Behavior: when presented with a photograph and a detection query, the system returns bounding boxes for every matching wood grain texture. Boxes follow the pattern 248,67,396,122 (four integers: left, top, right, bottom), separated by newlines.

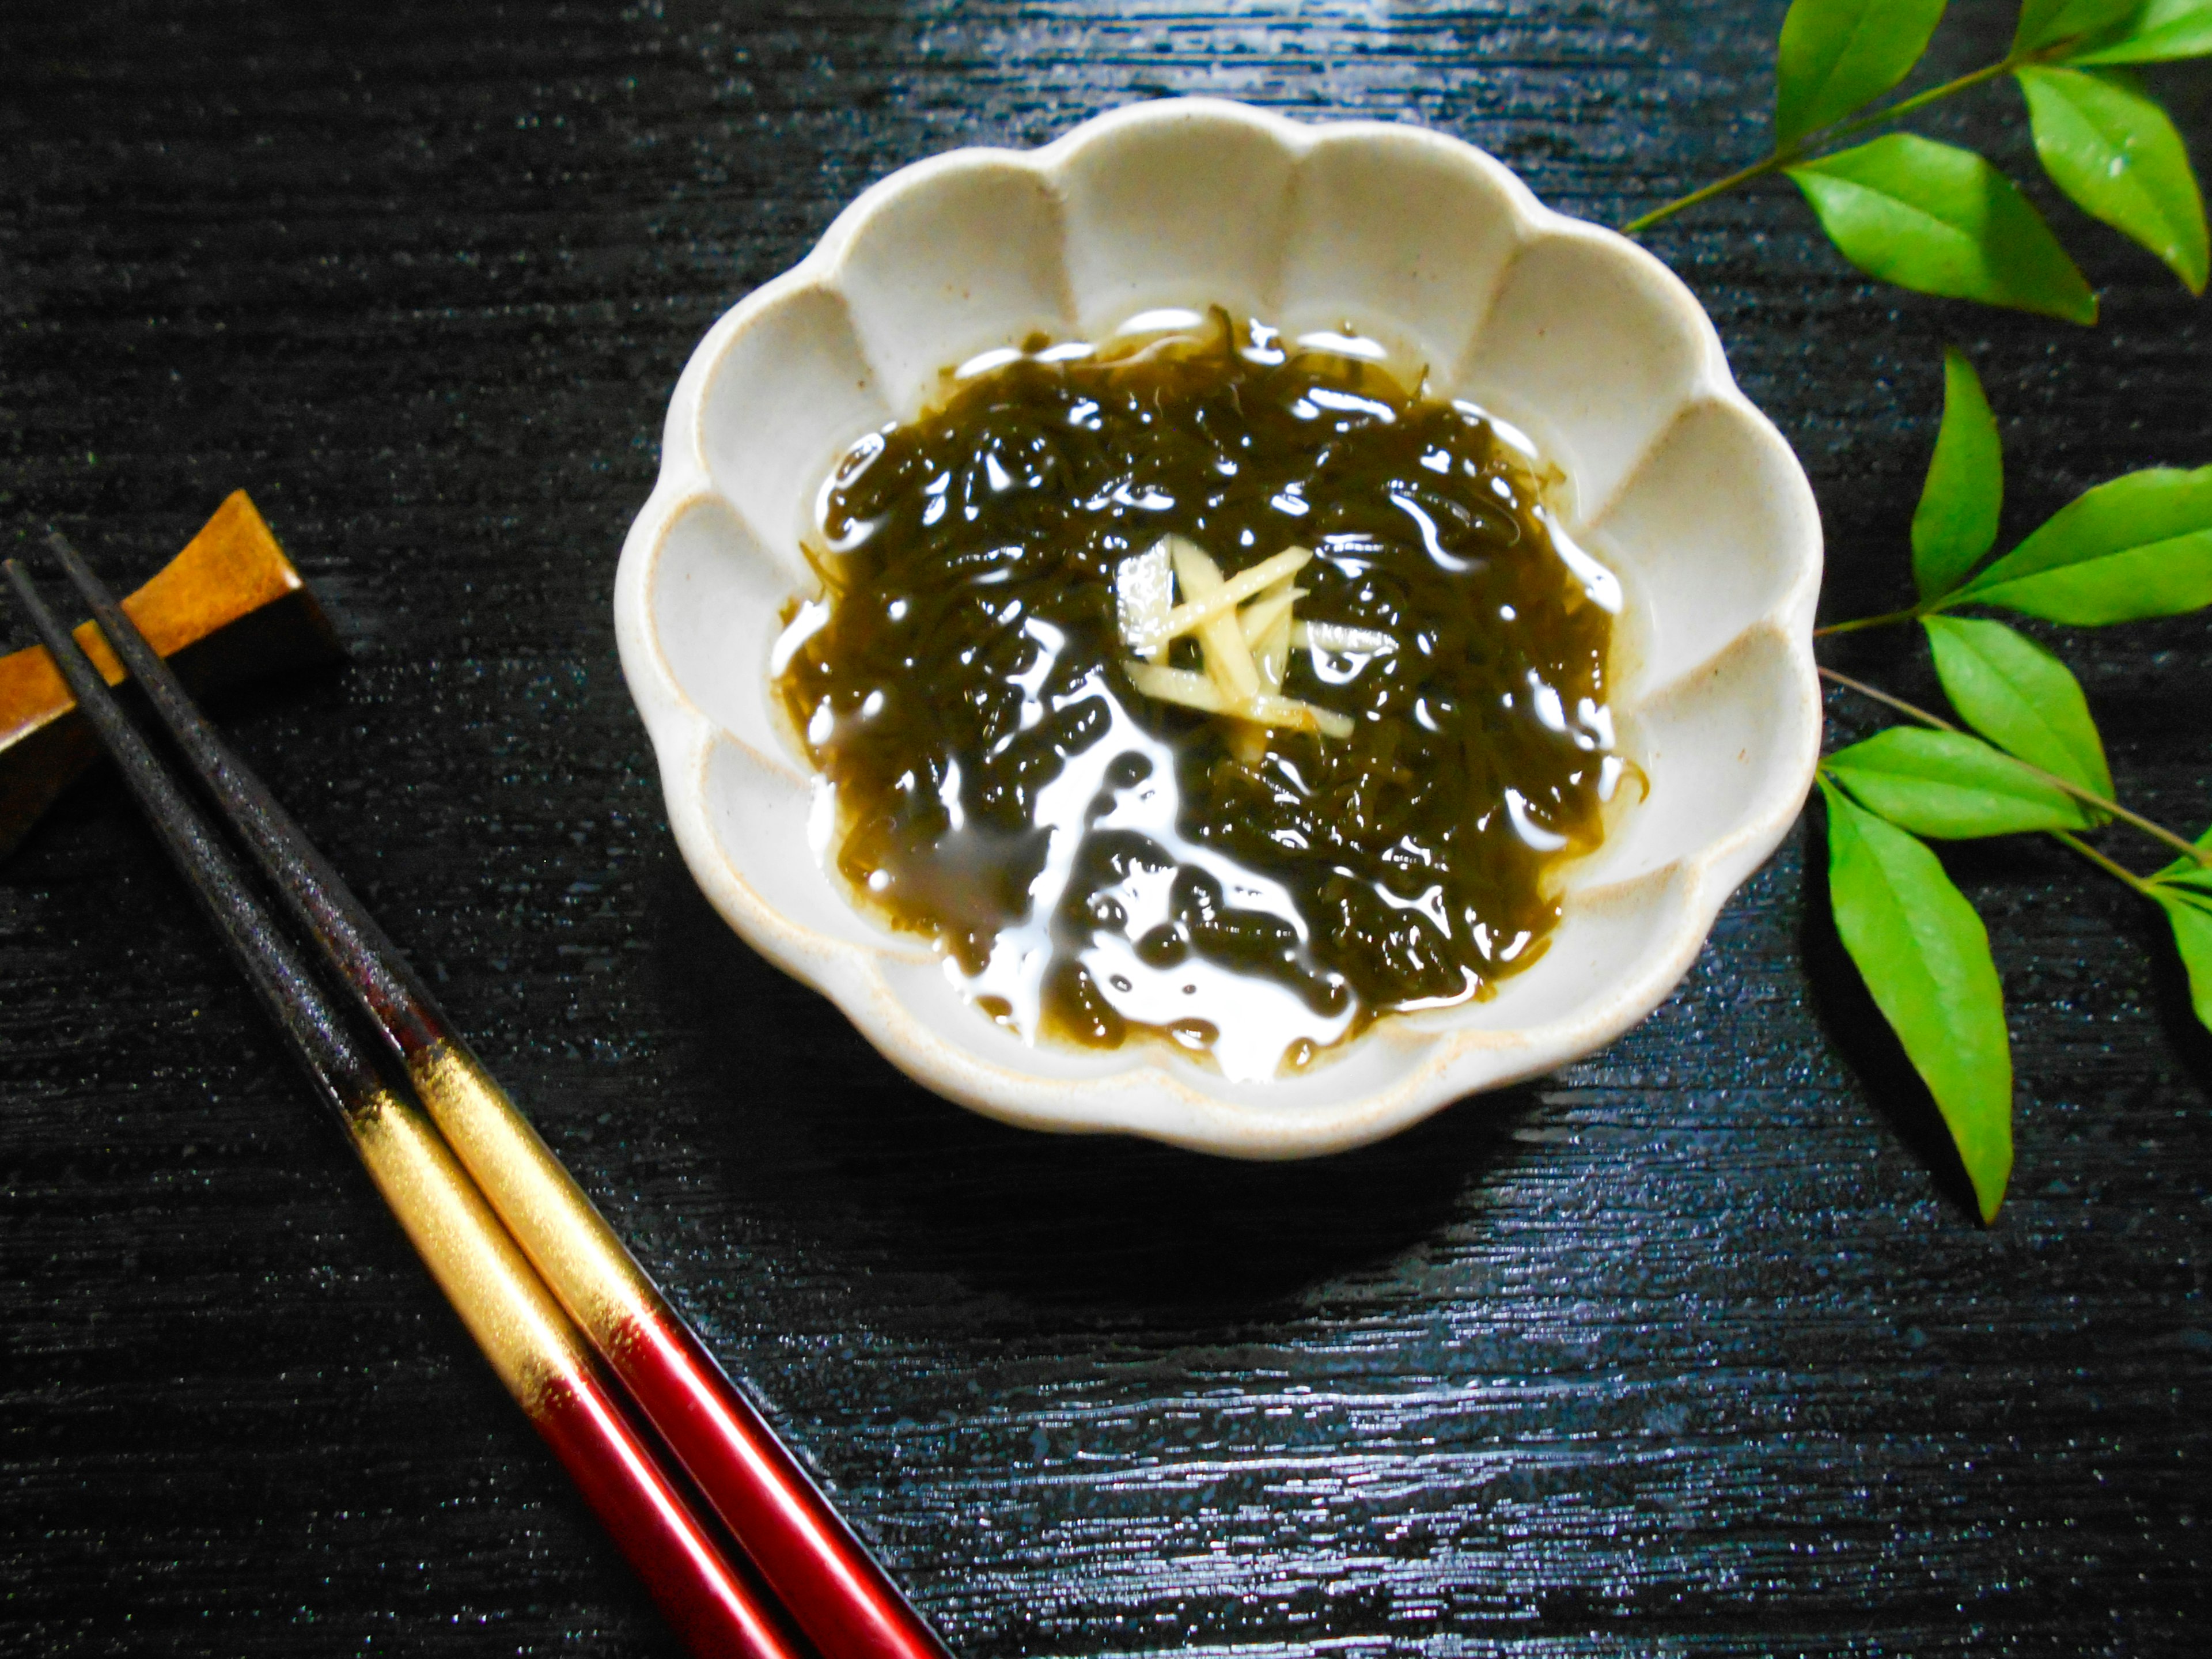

1,2,2205,1654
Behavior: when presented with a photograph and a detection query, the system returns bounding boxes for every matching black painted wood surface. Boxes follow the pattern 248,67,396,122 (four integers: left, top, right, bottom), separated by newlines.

3,3,2207,1653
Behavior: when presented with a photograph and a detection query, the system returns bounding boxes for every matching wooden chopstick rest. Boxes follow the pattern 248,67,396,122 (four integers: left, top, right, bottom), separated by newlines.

0,491,340,859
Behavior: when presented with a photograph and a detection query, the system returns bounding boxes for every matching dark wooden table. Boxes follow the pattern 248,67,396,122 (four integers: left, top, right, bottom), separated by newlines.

4,2,2207,1653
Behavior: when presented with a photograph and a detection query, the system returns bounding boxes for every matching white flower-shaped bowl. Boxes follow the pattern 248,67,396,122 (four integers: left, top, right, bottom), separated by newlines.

615,97,1822,1158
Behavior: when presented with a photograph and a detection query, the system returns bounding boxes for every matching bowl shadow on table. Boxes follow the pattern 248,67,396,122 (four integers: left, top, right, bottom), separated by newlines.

1797,806,1987,1224
650,866,1546,1317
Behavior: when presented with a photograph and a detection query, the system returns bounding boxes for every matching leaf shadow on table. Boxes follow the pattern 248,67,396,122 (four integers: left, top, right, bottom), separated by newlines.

649,866,1543,1321
2134,895,2212,1093
1797,805,1985,1222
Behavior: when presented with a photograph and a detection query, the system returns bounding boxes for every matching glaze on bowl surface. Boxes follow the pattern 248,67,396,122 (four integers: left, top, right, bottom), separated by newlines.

614,97,1823,1157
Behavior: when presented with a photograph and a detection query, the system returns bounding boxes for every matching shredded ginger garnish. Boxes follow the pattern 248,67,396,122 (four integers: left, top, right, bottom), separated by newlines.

1115,536,1358,739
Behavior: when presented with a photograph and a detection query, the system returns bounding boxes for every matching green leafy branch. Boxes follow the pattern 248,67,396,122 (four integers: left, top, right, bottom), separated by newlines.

1814,347,2212,1219
1626,0,2212,319
1630,2,2212,1219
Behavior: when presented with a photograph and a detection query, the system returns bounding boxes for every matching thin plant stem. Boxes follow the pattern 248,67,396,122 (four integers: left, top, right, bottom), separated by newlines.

1818,666,2210,867
1818,664,1964,729
2051,828,2157,895
1814,605,1922,639
1622,50,2053,235
1621,152,1793,236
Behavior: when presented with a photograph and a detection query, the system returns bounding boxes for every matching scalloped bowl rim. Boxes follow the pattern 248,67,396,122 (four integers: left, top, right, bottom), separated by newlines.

615,97,1823,1158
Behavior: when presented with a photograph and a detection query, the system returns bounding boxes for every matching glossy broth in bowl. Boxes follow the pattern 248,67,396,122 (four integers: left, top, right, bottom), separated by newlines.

772,311,1631,1081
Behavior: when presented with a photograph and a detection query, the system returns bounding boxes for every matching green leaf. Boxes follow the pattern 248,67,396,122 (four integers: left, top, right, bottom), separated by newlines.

1787,136,2099,323
2152,888,2212,1030
1825,727,2094,837
2018,65,2209,292
1821,779,2014,1221
1775,0,1949,146
1959,464,2212,621
2017,0,2146,53
2067,0,2212,63
1923,615,2113,796
1912,349,2005,598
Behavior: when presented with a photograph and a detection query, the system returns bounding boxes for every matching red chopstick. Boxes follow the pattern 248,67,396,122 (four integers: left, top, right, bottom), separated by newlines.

42,531,954,1659
2,554,802,1659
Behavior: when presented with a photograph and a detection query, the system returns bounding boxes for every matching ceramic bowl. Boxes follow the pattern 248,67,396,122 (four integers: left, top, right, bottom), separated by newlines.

614,97,1822,1157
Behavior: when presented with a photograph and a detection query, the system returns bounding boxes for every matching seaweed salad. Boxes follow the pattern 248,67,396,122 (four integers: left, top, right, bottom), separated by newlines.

773,312,1628,1080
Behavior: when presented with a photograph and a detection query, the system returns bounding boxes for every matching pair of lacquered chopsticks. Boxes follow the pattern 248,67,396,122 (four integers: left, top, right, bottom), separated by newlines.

3,536,953,1659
